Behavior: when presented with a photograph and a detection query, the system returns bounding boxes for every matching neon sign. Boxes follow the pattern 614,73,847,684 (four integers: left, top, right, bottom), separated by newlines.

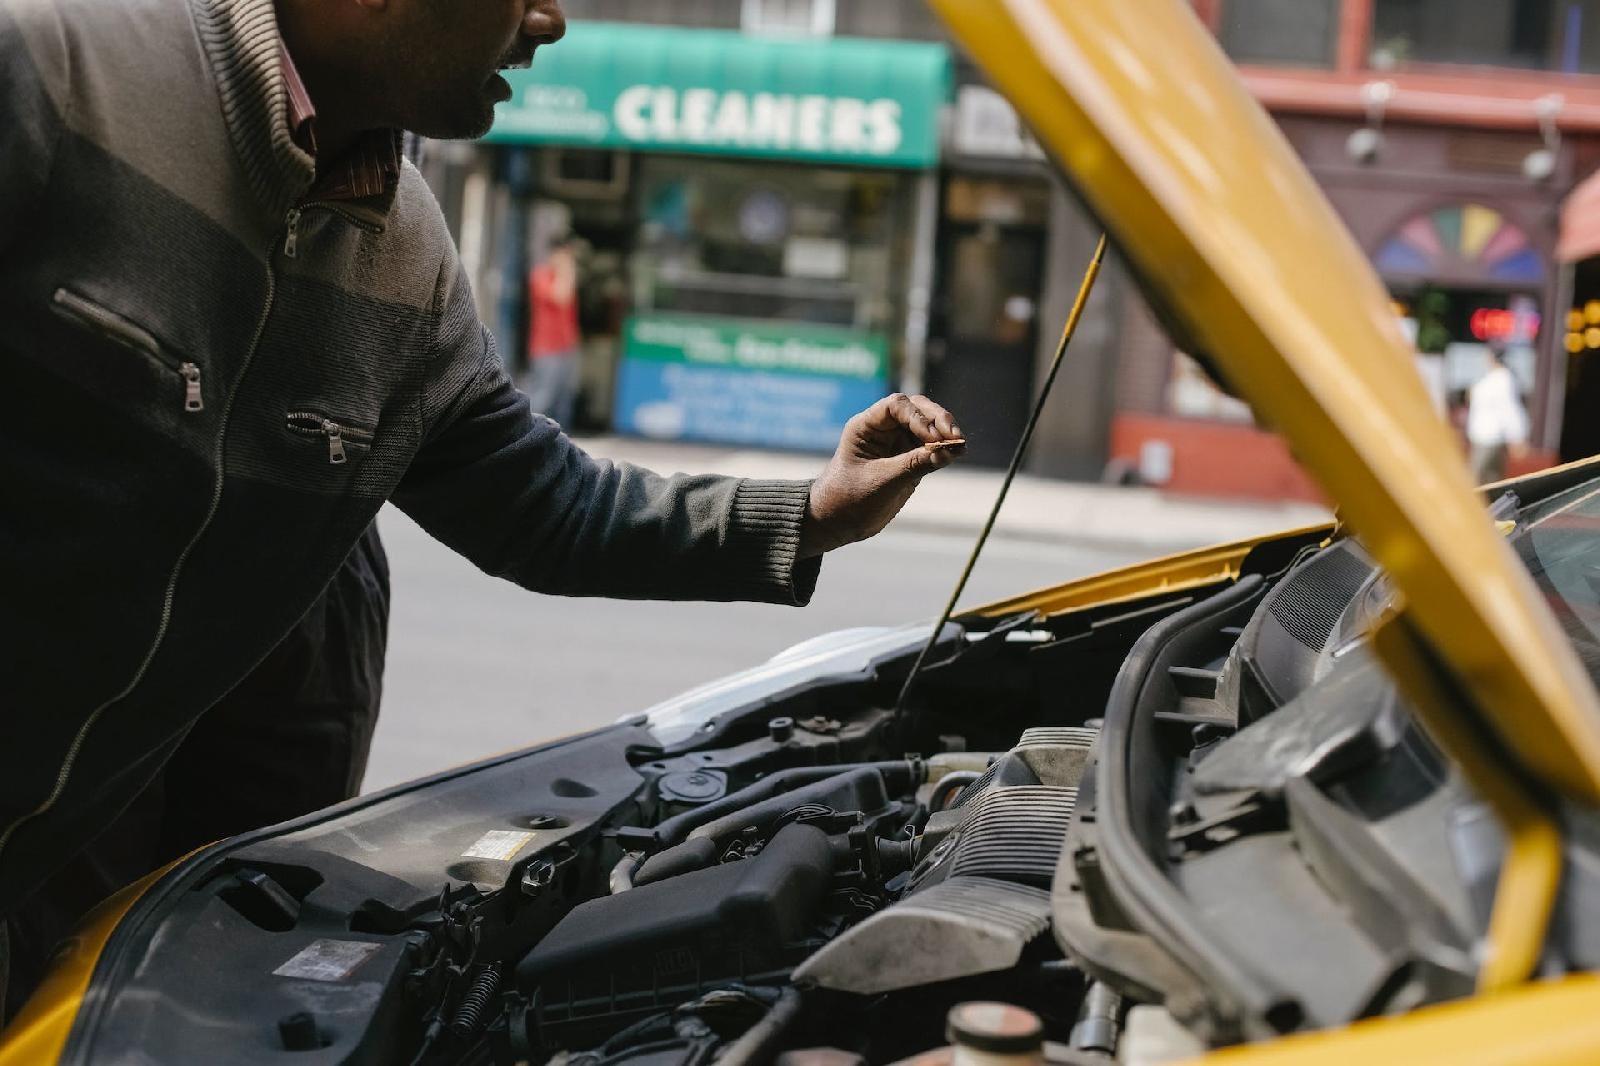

1470,307,1541,343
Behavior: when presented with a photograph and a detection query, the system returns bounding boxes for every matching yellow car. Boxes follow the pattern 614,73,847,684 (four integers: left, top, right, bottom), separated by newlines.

8,1,1600,1063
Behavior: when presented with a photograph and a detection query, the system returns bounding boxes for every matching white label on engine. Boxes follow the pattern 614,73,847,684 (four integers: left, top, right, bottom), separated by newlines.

273,939,382,982
462,829,535,861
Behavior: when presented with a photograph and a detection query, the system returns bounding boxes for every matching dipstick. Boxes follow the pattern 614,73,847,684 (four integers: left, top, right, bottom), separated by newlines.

895,235,1108,713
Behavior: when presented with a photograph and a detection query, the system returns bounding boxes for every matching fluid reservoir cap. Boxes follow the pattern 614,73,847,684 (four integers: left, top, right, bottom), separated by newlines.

658,769,728,804
946,1002,1043,1055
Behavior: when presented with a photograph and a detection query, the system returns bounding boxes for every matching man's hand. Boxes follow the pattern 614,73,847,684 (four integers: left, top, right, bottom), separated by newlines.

799,393,965,558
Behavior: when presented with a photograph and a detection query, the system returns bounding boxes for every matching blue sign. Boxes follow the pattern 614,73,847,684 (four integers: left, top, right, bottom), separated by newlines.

613,314,891,451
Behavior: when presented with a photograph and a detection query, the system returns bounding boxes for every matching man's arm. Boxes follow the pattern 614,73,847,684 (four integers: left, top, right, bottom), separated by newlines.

0,0,67,256
393,267,819,604
393,263,961,605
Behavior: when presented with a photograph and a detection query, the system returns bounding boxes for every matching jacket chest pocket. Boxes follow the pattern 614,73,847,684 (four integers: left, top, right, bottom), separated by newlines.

50,287,205,415
285,409,377,465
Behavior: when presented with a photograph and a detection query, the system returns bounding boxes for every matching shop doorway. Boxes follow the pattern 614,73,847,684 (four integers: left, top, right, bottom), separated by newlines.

1375,202,1549,453
530,149,636,430
1390,285,1541,430
927,177,1049,467
1560,257,1600,462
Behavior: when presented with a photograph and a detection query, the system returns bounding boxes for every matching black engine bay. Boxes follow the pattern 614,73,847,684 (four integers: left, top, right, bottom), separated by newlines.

55,478,1600,1065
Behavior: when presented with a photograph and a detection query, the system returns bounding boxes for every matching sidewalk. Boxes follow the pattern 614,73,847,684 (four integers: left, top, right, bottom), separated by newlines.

573,435,1333,555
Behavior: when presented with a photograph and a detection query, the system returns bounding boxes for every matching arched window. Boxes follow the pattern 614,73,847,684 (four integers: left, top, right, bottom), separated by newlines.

1375,203,1545,285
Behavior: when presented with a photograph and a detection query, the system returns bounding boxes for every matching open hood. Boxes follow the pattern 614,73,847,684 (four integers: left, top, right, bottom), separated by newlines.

928,0,1600,810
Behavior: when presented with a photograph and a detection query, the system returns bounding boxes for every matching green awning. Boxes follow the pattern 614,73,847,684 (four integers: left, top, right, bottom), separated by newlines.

484,22,952,168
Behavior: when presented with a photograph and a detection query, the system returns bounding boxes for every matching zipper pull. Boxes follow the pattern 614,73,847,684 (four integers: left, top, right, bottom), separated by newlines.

322,419,347,464
284,207,302,258
180,363,203,413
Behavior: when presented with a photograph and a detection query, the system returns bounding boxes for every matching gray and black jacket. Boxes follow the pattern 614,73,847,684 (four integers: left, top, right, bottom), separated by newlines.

0,0,818,914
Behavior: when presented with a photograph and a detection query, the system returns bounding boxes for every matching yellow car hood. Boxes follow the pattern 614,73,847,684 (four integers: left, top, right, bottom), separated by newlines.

929,0,1600,806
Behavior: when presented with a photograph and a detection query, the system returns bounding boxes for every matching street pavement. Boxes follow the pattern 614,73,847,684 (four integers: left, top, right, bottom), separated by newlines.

362,437,1331,790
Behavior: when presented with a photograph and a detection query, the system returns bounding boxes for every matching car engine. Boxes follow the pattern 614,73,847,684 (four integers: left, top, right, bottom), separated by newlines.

54,499,1600,1066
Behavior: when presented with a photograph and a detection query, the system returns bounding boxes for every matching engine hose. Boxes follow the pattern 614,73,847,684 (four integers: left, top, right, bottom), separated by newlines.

929,770,983,812
653,760,923,848
716,987,802,1066
448,967,501,1038
609,851,646,894
633,837,721,889
687,768,903,847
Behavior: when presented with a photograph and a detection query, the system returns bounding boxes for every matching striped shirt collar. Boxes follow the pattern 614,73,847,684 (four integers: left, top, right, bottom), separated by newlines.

280,42,401,202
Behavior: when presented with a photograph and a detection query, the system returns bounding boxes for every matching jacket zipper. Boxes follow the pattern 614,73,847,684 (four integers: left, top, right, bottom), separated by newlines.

51,287,204,413
286,410,376,465
283,202,384,259
0,254,283,867
283,207,301,258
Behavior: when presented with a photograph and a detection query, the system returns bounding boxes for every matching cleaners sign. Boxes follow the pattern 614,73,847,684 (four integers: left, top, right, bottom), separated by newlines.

486,22,950,168
614,314,891,451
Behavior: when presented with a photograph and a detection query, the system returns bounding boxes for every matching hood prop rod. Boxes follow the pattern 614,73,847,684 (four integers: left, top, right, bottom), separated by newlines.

895,234,1108,715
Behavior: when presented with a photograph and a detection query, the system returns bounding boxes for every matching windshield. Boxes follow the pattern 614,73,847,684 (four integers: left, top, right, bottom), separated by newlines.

1515,479,1600,687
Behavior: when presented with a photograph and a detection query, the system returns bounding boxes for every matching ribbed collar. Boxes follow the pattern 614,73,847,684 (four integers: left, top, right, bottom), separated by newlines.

280,43,403,203
187,0,317,223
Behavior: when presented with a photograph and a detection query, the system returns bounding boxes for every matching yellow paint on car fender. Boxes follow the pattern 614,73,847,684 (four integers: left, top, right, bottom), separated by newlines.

0,860,184,1065
1176,973,1600,1065
969,525,1332,620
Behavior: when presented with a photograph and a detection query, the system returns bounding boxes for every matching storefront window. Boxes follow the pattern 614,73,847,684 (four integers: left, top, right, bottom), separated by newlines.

835,2,947,41
557,1,740,31
740,0,834,36
1371,0,1600,73
1218,0,1338,67
632,157,908,335
473,18,949,445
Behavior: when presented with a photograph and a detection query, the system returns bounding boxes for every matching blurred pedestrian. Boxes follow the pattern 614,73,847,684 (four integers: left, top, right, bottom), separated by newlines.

1467,346,1530,484
524,235,582,427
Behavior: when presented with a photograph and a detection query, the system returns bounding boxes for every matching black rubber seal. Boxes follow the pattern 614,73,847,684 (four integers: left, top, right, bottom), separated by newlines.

1094,574,1308,1037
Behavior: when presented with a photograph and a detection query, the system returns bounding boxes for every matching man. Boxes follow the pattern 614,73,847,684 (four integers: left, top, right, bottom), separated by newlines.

0,0,963,1010
524,235,583,427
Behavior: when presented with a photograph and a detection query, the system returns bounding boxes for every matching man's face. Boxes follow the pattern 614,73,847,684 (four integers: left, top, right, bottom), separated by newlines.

379,0,565,139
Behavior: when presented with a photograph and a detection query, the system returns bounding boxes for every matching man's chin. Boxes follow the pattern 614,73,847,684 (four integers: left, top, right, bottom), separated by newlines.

410,99,498,141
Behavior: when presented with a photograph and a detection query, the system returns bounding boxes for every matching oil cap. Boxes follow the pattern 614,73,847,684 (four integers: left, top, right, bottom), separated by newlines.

946,1002,1043,1060
657,769,727,804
